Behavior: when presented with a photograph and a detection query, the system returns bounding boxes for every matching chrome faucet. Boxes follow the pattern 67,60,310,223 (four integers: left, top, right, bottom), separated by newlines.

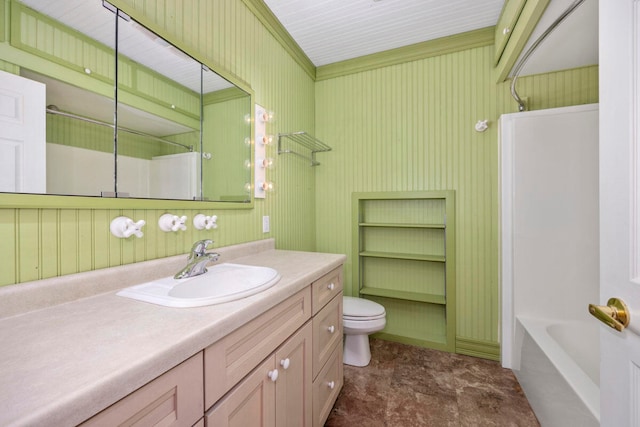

174,239,220,279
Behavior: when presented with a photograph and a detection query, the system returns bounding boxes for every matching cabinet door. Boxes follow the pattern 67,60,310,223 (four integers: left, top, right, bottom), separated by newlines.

81,353,203,427
275,322,313,427
204,288,311,408
205,356,277,427
494,0,527,64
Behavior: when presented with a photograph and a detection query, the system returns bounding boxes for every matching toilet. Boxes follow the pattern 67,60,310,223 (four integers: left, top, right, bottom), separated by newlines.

342,296,387,367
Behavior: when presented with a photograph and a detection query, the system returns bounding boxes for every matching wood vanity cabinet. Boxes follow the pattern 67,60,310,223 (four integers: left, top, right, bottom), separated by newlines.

81,266,344,427
205,266,344,427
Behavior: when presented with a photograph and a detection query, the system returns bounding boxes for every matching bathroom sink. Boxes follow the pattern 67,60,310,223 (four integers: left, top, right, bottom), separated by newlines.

116,263,281,308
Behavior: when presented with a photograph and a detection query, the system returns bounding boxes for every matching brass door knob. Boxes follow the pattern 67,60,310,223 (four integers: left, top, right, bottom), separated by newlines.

588,297,630,332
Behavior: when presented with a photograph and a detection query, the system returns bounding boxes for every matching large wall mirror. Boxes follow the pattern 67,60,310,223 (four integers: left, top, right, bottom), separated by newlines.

0,0,252,207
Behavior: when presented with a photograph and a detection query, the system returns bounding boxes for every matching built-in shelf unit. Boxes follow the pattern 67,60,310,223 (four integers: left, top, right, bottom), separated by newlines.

277,132,331,166
352,191,456,352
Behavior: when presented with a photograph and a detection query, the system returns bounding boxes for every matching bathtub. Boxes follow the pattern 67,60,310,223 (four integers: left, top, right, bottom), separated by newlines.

513,316,599,427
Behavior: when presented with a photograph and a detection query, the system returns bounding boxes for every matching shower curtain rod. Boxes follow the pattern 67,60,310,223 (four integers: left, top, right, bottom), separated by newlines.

46,107,194,152
510,0,587,112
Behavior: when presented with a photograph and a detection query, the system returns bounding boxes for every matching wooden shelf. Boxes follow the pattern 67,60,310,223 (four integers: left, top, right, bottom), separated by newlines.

352,190,456,353
359,222,445,229
359,251,445,263
360,287,446,305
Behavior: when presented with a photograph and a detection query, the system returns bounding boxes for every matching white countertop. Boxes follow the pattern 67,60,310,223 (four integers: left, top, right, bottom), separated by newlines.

0,240,345,427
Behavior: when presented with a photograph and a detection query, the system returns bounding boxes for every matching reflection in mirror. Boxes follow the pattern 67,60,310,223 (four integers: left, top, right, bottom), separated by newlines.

1,0,252,203
1,0,116,196
115,10,252,201
202,71,253,202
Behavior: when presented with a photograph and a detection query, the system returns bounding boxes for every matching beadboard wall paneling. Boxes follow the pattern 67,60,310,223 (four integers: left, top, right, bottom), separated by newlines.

0,0,316,286
314,49,598,344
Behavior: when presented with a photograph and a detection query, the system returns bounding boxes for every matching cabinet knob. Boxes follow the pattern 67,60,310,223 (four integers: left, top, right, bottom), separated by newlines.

327,381,335,390
268,369,279,382
502,27,511,35
328,283,335,291
280,358,290,370
327,325,335,334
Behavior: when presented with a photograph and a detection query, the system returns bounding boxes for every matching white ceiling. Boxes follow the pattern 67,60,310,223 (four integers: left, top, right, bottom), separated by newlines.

20,0,599,89
264,0,598,74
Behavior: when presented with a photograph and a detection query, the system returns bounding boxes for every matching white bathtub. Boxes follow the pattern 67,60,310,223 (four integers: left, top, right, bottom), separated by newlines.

513,316,599,427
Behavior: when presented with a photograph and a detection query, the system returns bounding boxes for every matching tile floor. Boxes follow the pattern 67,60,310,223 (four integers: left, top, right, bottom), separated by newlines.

325,338,540,427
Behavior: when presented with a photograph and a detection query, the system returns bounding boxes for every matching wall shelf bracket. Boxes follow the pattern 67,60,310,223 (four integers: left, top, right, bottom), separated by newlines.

277,132,332,166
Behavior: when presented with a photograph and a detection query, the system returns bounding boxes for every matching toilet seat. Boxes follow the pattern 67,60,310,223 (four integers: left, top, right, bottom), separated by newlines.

343,296,386,321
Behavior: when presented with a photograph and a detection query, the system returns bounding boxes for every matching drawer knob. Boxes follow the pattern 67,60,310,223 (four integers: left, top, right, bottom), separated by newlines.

327,325,335,334
268,369,279,382
503,27,511,35
327,381,335,389
328,283,335,291
280,358,290,370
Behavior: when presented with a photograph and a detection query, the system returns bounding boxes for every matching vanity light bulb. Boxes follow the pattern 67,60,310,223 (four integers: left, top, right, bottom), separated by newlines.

261,135,274,145
265,111,275,122
260,181,274,192
258,110,273,123
262,158,274,169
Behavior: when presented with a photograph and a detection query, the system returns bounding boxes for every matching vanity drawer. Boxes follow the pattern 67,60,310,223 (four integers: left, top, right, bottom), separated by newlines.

311,266,343,315
204,287,311,409
312,294,342,379
81,352,203,427
312,342,343,427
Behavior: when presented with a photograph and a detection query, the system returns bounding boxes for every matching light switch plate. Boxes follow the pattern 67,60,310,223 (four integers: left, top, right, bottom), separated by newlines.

262,215,270,233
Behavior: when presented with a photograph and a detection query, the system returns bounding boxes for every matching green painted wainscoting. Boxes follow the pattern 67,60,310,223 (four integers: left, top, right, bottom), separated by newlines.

0,0,317,286
315,55,598,359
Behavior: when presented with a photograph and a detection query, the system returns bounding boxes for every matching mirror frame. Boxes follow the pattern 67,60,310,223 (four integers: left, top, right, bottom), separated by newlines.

0,0,254,210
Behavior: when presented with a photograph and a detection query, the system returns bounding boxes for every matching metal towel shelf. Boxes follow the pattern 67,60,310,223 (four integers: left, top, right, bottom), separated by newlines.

277,132,331,166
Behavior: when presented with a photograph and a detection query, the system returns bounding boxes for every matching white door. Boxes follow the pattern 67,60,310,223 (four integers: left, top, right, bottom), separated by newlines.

597,1,640,425
0,70,46,193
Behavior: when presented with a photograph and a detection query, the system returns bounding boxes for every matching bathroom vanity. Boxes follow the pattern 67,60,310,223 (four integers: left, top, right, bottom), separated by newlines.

0,239,345,427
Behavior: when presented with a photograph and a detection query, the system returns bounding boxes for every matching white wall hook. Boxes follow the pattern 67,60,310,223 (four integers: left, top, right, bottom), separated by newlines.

475,119,489,132
158,214,187,232
193,214,218,230
110,216,146,238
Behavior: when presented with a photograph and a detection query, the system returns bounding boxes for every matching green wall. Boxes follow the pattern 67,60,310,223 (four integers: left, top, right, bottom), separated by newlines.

0,0,599,359
314,51,598,356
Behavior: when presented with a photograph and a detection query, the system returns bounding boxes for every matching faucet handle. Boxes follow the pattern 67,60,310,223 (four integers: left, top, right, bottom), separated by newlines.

191,239,213,256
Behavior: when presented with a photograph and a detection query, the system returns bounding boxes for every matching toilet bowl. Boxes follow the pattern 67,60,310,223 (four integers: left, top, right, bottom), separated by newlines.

343,296,386,367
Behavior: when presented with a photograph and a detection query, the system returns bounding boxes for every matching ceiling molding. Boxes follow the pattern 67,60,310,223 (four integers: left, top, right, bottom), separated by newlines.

316,27,495,81
240,0,316,80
